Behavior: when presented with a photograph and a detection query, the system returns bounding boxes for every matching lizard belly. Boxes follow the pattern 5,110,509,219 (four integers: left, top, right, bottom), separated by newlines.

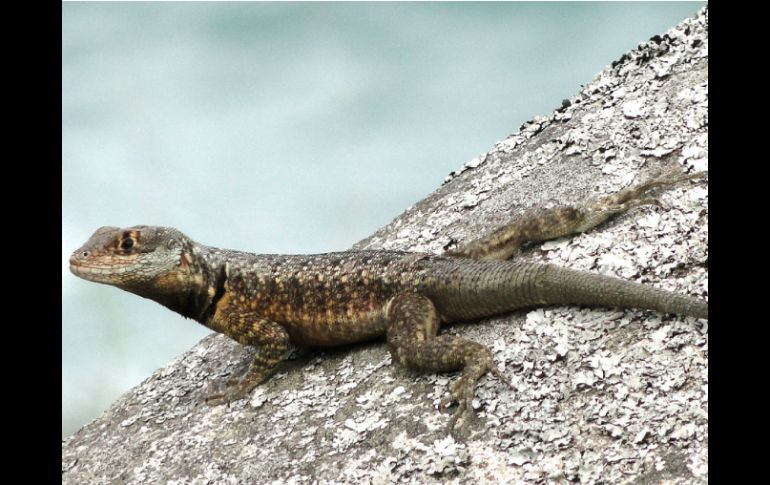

281,311,388,347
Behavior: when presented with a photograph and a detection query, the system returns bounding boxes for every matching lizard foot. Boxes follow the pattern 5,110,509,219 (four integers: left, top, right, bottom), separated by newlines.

203,353,278,406
203,374,262,406
440,356,512,439
592,168,707,209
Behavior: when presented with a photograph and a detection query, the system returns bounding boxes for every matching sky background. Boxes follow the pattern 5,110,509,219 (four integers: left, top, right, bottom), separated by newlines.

62,2,705,437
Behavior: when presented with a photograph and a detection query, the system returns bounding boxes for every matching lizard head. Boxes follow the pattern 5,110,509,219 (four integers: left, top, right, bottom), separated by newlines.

70,225,199,294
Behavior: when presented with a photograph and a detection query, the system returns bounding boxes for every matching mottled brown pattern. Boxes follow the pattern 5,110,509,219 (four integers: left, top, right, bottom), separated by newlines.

70,170,707,437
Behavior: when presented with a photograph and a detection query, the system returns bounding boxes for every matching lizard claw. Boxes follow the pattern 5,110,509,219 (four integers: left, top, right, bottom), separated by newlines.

635,198,664,209
447,400,473,440
203,363,273,406
487,365,514,390
442,384,474,439
203,392,232,407
203,377,250,406
441,362,511,439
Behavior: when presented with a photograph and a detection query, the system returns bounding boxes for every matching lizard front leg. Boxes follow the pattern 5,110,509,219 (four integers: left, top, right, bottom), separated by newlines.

446,169,707,261
386,293,510,439
205,312,289,406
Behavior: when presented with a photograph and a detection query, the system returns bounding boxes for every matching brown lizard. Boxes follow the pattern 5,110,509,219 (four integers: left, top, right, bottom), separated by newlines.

69,169,707,437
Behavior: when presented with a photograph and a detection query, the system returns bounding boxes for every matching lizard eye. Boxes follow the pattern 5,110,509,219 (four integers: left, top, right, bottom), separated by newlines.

120,238,135,251
167,238,180,250
118,230,140,253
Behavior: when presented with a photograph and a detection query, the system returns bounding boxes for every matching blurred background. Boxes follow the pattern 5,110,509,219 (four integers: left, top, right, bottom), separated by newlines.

62,2,705,437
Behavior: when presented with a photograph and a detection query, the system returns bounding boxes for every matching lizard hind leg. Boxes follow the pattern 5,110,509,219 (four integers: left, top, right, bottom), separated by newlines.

385,293,510,439
446,168,707,261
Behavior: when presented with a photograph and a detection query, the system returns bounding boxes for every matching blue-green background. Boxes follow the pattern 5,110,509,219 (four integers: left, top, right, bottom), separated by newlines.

62,2,704,437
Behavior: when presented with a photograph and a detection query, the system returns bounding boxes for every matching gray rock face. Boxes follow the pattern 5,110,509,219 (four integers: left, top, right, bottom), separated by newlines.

63,7,708,484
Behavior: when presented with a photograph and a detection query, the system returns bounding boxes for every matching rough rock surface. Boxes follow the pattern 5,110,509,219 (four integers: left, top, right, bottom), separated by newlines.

62,7,708,484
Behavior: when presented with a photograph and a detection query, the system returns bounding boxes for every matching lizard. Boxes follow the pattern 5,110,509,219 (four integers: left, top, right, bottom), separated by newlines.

69,169,708,437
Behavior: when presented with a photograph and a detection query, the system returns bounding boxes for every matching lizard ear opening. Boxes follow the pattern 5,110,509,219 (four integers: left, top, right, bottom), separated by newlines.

179,253,190,269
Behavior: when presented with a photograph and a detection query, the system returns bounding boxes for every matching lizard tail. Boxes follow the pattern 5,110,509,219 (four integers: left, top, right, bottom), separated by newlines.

537,264,708,319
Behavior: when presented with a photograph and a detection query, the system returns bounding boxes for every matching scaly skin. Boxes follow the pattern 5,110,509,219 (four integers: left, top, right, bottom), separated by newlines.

70,169,707,438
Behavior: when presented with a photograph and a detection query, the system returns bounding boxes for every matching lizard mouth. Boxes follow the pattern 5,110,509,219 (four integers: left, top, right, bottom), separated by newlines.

69,255,112,281
69,262,131,286
69,255,84,272
69,261,102,279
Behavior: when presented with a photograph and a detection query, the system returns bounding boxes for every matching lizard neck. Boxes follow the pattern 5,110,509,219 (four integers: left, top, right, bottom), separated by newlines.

127,243,227,322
